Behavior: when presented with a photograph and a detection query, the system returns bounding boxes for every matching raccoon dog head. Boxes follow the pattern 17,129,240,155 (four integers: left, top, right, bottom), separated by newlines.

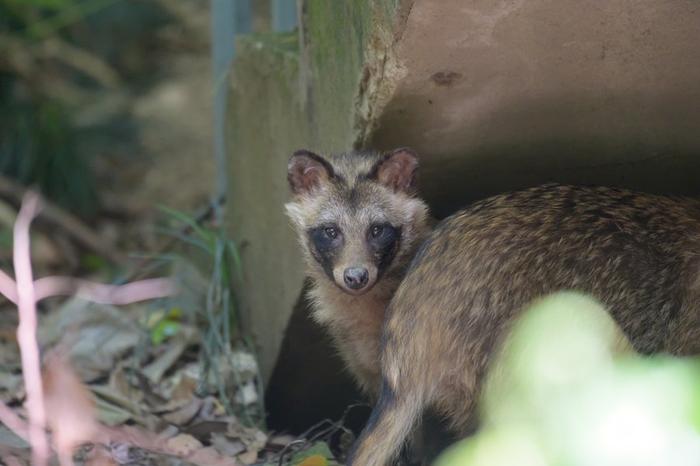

285,148,430,296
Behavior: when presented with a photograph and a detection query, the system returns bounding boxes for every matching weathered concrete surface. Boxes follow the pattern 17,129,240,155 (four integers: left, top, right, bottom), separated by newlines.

227,33,308,379
367,0,700,216
228,0,700,390
301,0,410,149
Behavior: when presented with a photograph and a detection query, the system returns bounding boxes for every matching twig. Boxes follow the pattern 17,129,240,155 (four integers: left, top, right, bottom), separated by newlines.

272,403,369,465
33,277,175,304
300,403,366,442
1,273,174,306
0,174,126,265
277,439,306,466
13,193,50,466
41,37,121,88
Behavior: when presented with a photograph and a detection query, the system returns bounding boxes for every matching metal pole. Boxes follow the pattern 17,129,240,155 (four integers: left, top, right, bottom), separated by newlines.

271,0,297,32
210,0,251,212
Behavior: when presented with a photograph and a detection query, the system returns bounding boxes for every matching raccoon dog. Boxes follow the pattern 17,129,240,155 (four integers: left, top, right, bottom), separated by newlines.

348,184,700,466
285,148,432,395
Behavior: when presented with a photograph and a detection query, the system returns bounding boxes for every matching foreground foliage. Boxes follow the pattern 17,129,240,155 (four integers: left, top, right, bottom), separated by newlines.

437,292,700,466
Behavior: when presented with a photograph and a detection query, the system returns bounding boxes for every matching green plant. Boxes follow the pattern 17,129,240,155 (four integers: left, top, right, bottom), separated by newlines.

436,292,700,466
156,205,266,428
0,0,118,217
0,95,97,217
2,0,119,40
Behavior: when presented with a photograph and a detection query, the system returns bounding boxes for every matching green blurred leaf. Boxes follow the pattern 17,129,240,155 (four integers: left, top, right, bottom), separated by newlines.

291,442,334,465
438,291,700,466
483,292,631,427
0,228,12,250
150,319,182,346
80,253,109,273
437,426,548,466
157,205,215,248
0,98,97,217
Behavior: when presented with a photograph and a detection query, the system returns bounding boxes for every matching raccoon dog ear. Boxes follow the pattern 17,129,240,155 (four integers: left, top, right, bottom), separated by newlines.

288,150,335,195
370,147,418,193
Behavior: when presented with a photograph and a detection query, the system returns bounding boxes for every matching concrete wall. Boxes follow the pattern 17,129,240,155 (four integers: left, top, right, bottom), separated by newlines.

367,0,700,216
227,32,308,380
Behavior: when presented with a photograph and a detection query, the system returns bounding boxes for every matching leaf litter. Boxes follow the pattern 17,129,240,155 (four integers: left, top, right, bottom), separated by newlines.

0,195,352,466
0,255,348,465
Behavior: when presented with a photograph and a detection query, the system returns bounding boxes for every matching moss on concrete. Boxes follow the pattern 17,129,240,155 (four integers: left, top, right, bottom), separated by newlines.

302,0,405,150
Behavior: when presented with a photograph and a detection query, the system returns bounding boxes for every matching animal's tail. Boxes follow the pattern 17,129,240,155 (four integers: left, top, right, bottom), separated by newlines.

347,379,427,466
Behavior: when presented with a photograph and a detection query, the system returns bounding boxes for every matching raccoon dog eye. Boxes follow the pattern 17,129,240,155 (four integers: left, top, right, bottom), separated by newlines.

370,224,384,238
324,226,339,239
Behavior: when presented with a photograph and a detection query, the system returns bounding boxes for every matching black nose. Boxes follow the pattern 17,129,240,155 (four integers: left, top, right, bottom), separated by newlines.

343,267,369,290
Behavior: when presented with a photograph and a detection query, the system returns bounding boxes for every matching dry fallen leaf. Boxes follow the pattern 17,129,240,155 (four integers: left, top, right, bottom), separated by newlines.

188,446,240,466
237,449,258,465
162,365,198,402
142,328,196,384
267,434,295,449
226,423,267,452
38,299,141,382
156,424,180,442
199,396,227,419
83,446,118,466
165,433,202,456
182,420,224,437
298,454,328,466
107,363,143,406
42,352,98,464
161,397,203,426
106,441,147,465
210,432,246,457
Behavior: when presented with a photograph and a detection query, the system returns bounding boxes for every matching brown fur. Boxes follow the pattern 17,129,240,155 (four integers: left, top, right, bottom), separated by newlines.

285,149,432,394
349,184,700,466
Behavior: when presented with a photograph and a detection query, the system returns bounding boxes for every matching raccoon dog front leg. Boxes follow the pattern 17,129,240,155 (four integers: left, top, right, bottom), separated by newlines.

347,378,428,466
